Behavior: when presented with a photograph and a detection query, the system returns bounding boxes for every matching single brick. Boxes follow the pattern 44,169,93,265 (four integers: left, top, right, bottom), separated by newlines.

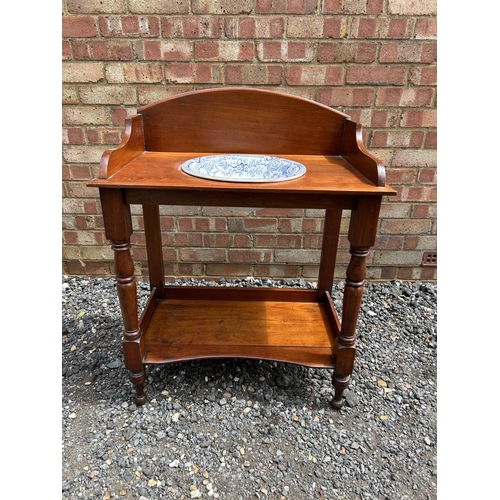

225,65,283,85
138,86,195,105
426,131,437,149
388,0,437,15
128,0,190,14
303,234,323,248
373,250,423,266
399,186,437,202
203,234,231,248
274,249,321,264
254,264,302,278
411,203,436,220
179,248,227,262
386,168,417,185
405,235,436,251
206,264,254,276
414,18,437,39
401,109,437,128
418,168,436,185
86,127,122,145
371,130,424,148
62,16,98,37
63,106,110,125
72,40,133,61
380,42,436,63
99,16,160,37
350,17,376,38
257,0,318,14
379,201,411,219
376,87,434,107
316,87,374,107
229,249,272,263
374,236,404,250
392,149,437,167
67,181,99,199
78,85,137,105
342,0,374,14
302,218,324,233
105,63,163,83
62,84,79,105
379,216,432,236
63,145,107,164
194,41,254,62
65,260,109,276
142,40,192,61
286,65,344,86
277,234,302,248
63,41,72,60
66,0,126,14
225,16,285,38
350,17,413,39
244,217,279,232
62,128,86,145
366,0,384,14
287,17,344,38
380,266,398,280
408,66,437,85
257,41,315,62
161,16,223,38
80,245,114,262
345,109,399,128
165,64,222,84
321,0,342,13
233,234,253,248
347,65,406,85
173,233,203,247
62,62,103,83
192,0,253,15
318,41,377,63
387,18,414,39
278,218,302,233
419,267,437,280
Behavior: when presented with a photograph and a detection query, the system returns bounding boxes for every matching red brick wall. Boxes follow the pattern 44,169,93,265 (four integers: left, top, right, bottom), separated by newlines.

62,0,437,282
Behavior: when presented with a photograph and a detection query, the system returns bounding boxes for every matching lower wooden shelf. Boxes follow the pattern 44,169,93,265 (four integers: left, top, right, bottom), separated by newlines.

139,295,338,369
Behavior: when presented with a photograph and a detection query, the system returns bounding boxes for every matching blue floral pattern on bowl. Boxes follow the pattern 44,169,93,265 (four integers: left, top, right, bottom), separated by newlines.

180,155,306,183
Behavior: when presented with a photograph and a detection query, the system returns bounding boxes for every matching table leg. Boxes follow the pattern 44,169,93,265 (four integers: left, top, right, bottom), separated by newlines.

317,208,342,300
100,189,147,405
331,196,381,410
331,246,368,409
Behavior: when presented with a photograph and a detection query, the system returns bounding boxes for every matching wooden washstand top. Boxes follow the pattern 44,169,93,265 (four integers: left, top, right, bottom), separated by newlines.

89,87,396,201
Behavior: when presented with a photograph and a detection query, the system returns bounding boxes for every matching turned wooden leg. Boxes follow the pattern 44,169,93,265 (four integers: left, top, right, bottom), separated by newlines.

330,196,380,410
100,189,147,406
331,246,368,409
112,239,147,405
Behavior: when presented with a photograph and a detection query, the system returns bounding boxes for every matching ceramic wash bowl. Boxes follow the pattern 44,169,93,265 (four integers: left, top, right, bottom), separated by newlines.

180,154,306,183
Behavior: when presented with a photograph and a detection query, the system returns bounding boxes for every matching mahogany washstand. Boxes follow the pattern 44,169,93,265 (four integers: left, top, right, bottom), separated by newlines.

88,88,396,409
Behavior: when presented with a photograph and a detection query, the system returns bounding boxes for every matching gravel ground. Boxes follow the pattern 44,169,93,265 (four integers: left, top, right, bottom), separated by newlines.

62,276,437,500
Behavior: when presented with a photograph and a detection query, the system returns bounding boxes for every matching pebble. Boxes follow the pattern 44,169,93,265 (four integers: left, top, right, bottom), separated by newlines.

62,276,437,499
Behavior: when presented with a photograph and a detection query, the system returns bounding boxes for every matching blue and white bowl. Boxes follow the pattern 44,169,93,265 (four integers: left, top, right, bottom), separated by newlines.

180,155,306,183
